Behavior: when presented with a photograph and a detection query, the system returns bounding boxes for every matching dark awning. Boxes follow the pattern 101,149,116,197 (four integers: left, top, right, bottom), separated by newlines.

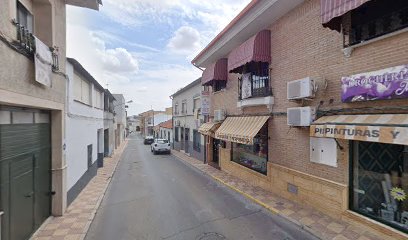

321,0,372,31
228,30,271,74
202,58,228,86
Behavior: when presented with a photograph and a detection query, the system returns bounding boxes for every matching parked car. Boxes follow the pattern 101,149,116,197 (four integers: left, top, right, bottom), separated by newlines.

151,139,171,154
144,136,154,145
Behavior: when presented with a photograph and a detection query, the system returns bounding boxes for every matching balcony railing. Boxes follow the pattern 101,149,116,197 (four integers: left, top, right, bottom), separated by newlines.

14,23,60,71
238,76,272,100
343,7,408,47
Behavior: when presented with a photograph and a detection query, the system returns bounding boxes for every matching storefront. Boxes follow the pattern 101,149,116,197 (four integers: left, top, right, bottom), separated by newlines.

311,114,408,233
198,122,221,166
215,116,269,174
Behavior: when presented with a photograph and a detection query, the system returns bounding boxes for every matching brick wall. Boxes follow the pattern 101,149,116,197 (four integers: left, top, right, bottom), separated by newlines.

267,0,408,184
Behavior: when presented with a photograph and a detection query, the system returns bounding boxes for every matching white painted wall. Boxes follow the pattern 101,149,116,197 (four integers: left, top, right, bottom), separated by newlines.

159,127,172,143
172,80,204,144
66,61,104,190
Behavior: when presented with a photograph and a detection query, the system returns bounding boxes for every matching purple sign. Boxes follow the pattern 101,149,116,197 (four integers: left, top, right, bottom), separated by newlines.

341,64,408,102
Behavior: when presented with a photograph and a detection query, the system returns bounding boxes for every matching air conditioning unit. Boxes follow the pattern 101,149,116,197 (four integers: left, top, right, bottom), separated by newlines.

214,109,226,122
287,77,314,100
287,107,315,126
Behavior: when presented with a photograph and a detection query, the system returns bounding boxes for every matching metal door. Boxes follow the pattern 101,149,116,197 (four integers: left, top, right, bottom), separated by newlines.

0,109,51,240
213,139,220,164
180,128,185,150
185,128,190,153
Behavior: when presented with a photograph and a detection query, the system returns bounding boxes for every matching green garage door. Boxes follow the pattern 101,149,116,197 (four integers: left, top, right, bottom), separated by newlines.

0,109,51,240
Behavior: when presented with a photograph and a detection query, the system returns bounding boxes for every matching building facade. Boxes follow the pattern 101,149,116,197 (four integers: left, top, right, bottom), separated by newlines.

113,94,127,148
193,0,408,238
139,110,172,137
104,90,116,156
0,0,101,239
127,115,141,133
65,58,104,205
172,79,205,162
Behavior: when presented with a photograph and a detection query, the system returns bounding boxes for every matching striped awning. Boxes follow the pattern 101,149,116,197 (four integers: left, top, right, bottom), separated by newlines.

228,30,271,74
321,0,372,31
202,59,228,86
215,116,269,145
198,122,221,137
310,114,408,145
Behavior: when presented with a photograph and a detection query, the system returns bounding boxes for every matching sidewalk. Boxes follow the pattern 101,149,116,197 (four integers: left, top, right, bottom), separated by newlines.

31,140,128,240
171,150,401,240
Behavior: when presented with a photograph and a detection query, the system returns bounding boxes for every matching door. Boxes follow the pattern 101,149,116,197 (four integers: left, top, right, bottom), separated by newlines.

213,139,220,164
0,109,51,240
180,128,185,150
185,128,190,153
104,129,109,156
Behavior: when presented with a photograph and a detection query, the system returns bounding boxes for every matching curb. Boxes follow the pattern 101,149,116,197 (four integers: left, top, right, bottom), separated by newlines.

81,140,128,240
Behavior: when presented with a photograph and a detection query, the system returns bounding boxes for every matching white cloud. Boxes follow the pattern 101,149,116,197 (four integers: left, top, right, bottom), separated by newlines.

167,26,201,55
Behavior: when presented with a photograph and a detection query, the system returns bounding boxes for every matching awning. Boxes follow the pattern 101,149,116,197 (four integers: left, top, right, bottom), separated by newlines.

311,114,408,145
202,59,228,86
228,30,271,74
215,116,269,145
198,122,221,137
321,0,372,31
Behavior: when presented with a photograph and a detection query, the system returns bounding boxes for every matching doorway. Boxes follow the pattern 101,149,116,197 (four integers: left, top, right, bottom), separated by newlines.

185,128,190,153
213,139,220,165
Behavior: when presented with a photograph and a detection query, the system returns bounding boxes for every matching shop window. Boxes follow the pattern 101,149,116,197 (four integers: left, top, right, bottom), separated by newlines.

238,62,271,100
350,141,408,233
175,127,179,142
193,130,201,152
213,80,226,92
342,0,408,47
231,124,268,174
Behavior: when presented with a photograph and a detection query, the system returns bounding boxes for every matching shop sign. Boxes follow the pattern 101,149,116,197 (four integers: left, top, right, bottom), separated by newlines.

341,64,408,102
310,124,408,146
201,90,210,116
215,133,253,145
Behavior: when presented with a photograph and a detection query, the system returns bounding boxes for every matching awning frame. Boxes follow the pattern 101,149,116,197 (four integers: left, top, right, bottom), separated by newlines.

201,58,228,86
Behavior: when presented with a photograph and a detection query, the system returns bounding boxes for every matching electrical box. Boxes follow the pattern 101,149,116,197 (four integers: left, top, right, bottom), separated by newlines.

287,77,314,100
287,107,314,126
310,137,337,167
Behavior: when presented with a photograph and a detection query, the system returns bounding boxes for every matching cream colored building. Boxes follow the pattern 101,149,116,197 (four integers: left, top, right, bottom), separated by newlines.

0,1,101,239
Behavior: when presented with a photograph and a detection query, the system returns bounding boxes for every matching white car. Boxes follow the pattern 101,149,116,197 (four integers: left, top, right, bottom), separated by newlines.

151,139,171,154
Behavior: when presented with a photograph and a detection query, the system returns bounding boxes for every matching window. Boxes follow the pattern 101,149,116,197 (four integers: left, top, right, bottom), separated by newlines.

175,127,179,142
157,139,168,144
193,97,200,112
17,2,33,33
350,141,408,233
193,130,201,152
343,0,408,47
231,124,268,174
73,75,91,105
174,104,179,115
239,62,270,99
213,80,227,92
181,102,187,114
94,90,103,109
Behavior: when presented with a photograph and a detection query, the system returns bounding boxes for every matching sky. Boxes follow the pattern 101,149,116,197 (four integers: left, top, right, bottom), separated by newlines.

66,0,251,116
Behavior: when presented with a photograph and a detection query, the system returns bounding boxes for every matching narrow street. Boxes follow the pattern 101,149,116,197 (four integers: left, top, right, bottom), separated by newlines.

85,134,317,240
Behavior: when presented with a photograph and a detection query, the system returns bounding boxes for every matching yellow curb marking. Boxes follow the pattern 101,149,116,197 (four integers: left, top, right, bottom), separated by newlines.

211,176,280,215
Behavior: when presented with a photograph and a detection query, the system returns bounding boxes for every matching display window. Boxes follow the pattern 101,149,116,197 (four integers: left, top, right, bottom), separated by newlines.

231,124,268,174
350,141,408,233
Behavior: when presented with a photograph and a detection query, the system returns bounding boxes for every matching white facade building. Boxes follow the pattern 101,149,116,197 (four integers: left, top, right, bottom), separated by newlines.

172,78,205,162
113,94,127,147
65,58,105,205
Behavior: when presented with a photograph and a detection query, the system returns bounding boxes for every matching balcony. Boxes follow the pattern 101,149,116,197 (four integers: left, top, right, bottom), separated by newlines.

237,74,274,109
14,23,60,71
343,6,408,48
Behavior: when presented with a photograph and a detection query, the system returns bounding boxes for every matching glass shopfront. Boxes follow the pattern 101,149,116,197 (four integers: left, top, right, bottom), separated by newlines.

350,141,408,233
231,124,268,174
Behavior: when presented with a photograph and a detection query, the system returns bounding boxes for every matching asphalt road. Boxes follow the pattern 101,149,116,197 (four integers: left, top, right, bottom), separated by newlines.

85,134,317,240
